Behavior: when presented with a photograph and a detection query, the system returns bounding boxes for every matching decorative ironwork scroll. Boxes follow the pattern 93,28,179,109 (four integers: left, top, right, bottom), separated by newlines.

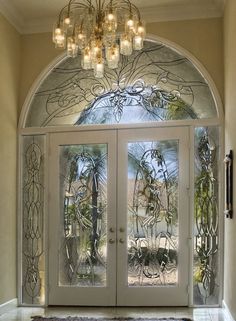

22,135,45,304
194,127,219,305
59,144,108,286
224,150,233,219
25,41,217,127
127,141,178,286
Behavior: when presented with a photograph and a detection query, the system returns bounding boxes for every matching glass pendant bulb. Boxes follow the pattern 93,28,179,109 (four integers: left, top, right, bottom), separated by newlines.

108,12,115,21
133,35,143,50
127,18,134,28
53,25,66,48
91,40,103,65
120,34,132,56
94,59,104,78
77,31,86,50
64,16,71,25
106,44,120,69
137,21,146,37
107,8,116,23
67,37,78,58
82,47,92,70
125,14,136,35
104,8,117,33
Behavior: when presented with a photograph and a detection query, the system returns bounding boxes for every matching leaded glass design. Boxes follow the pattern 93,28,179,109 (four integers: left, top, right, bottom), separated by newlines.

127,141,179,286
19,36,222,307
25,41,217,127
21,135,45,304
59,144,108,286
194,127,219,305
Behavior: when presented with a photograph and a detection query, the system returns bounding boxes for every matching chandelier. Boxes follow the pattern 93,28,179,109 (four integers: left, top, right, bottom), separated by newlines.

53,0,146,78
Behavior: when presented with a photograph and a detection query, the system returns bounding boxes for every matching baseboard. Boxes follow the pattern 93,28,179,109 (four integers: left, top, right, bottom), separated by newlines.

223,300,236,321
0,298,17,316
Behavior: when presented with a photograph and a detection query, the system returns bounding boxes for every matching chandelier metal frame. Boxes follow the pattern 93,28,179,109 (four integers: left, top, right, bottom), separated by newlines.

53,0,146,78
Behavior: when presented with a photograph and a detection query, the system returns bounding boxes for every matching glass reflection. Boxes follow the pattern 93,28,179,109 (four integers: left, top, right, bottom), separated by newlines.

127,141,179,286
59,144,108,287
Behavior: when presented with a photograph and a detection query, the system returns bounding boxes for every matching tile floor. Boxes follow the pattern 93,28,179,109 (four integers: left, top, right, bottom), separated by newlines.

0,307,233,321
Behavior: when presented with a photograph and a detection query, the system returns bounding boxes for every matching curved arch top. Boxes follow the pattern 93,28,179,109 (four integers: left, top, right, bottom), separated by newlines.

21,36,222,128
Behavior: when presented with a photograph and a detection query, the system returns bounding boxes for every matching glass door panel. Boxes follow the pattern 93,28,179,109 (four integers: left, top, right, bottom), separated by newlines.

48,131,117,306
59,144,108,287
117,127,189,306
48,127,190,306
127,140,179,287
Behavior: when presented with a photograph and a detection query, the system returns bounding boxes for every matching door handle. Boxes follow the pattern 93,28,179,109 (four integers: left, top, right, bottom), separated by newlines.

119,227,125,232
109,227,115,233
109,238,115,244
119,238,125,244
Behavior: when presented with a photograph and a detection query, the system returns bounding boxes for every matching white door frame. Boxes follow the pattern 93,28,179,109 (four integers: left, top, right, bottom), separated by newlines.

47,126,190,306
117,127,190,306
48,130,117,306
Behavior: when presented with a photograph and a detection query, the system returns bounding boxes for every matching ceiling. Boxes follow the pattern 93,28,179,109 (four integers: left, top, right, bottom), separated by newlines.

0,0,225,34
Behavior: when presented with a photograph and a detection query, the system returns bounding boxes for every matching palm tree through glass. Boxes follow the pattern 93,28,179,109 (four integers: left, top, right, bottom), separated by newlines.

59,144,107,286
127,140,179,286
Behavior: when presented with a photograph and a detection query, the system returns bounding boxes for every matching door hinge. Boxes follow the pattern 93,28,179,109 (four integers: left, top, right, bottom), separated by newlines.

186,186,190,196
187,237,192,246
187,285,190,294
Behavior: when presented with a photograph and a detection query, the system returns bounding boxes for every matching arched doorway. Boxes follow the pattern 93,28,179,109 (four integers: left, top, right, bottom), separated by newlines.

18,36,223,307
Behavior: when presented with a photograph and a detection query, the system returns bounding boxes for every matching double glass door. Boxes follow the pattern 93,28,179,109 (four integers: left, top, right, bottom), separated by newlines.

48,127,190,306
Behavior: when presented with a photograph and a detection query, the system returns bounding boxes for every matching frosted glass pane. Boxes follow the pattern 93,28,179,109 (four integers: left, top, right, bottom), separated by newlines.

21,135,45,305
59,144,108,287
194,127,220,305
127,141,179,286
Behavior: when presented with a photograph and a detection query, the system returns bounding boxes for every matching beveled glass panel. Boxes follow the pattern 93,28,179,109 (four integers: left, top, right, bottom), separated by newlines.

194,127,220,305
25,40,217,127
21,135,45,305
59,144,108,287
127,140,179,286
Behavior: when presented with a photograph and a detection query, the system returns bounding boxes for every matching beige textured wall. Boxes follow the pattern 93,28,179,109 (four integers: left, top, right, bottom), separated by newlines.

148,18,224,101
20,33,60,110
19,17,224,110
224,0,236,319
0,13,21,305
0,14,223,308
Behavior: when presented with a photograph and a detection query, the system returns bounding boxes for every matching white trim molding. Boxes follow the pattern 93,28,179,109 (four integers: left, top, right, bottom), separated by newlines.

216,0,226,11
0,0,225,35
0,299,17,316
141,2,223,24
0,0,25,33
223,300,236,321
